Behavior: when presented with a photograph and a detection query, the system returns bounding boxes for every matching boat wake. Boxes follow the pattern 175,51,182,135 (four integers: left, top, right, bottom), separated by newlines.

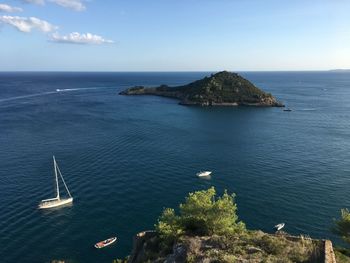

56,88,76,92
300,108,317,111
0,87,109,104
0,91,56,103
56,87,101,92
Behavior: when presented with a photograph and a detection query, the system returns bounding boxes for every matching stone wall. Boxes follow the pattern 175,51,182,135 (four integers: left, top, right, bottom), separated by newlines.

324,240,337,263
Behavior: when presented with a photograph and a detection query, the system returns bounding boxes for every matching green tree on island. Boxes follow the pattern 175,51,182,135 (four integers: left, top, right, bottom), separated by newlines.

155,187,245,243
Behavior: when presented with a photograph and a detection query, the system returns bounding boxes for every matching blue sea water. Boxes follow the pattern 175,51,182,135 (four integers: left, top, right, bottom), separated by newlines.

0,71,350,263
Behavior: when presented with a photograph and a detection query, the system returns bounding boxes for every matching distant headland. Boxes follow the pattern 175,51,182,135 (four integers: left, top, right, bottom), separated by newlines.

119,71,284,107
329,69,350,72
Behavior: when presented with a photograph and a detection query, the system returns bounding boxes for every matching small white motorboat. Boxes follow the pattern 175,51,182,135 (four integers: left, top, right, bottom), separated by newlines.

196,171,212,177
274,223,285,231
94,237,117,249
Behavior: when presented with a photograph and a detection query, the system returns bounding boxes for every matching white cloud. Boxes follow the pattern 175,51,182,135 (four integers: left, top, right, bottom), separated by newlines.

23,0,86,11
51,32,114,45
0,15,57,32
49,0,85,11
0,4,23,12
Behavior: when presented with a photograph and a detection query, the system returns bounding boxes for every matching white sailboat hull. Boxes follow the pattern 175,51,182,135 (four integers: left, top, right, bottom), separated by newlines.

38,197,73,209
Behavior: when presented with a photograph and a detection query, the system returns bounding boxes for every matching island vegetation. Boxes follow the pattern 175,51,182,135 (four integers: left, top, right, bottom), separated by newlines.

120,71,284,107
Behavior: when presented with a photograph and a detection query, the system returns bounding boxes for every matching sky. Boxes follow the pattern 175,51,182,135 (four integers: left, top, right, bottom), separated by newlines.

0,0,349,71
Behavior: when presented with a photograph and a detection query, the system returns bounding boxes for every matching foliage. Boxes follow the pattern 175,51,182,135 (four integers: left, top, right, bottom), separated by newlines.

175,71,273,104
155,207,182,245
258,234,286,255
122,71,282,106
335,247,350,263
180,231,319,263
334,209,350,244
142,188,321,262
155,187,245,243
113,257,128,263
180,187,245,235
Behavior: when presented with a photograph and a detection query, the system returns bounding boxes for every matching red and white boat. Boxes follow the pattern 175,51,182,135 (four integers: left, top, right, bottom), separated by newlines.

94,237,117,249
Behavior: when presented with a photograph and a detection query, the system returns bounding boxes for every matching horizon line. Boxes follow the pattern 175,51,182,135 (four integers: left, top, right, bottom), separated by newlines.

0,69,348,73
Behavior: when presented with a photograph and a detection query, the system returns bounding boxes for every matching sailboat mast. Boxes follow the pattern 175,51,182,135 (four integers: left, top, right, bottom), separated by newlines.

53,156,60,199
56,164,72,198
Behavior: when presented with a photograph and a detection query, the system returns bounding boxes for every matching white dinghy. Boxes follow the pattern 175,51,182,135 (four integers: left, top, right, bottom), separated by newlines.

196,171,212,177
38,156,73,209
274,223,285,231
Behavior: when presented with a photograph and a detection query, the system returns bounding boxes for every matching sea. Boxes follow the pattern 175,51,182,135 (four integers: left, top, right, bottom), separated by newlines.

0,71,349,263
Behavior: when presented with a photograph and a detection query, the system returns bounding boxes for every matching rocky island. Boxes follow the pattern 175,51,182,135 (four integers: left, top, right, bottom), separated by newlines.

120,71,284,107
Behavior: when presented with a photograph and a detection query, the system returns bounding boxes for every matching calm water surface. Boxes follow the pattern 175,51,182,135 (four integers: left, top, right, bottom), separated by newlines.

0,72,350,262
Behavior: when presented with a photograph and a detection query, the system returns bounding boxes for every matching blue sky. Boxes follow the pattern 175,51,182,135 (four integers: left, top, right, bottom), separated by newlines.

0,0,349,71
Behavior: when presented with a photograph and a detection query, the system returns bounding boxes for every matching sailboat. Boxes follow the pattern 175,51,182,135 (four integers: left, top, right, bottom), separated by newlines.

38,156,73,209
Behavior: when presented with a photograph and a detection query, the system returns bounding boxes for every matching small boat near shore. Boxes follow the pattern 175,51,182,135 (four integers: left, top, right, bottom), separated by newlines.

94,237,117,249
196,171,212,177
283,108,292,112
274,223,285,231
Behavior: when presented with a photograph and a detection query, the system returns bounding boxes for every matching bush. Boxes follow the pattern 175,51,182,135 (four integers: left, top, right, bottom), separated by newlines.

155,187,245,242
155,208,183,244
258,235,286,255
334,209,350,244
335,247,350,263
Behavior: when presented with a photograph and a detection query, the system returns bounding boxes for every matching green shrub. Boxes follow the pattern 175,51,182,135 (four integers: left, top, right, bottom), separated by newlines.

180,187,245,235
334,209,350,244
257,235,286,255
335,247,350,263
155,207,183,245
155,187,245,242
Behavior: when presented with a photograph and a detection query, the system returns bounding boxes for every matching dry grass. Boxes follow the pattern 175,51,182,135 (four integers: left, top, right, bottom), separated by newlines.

180,231,323,263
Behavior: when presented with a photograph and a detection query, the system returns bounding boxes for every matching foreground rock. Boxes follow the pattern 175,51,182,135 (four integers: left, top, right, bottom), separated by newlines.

125,230,334,263
120,71,284,107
